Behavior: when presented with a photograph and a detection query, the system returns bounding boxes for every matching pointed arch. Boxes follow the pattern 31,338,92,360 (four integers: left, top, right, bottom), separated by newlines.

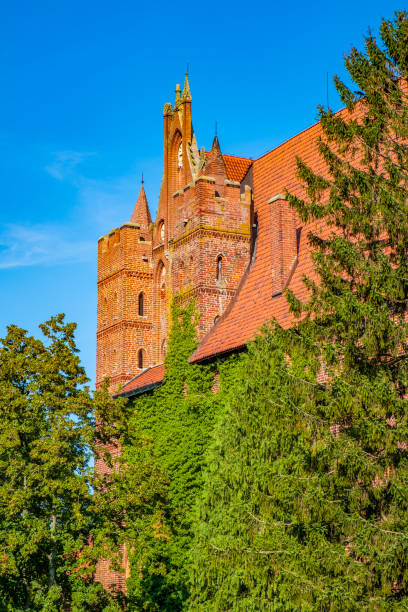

188,255,194,285
157,219,165,243
250,213,258,265
155,260,166,298
170,129,183,193
180,259,185,286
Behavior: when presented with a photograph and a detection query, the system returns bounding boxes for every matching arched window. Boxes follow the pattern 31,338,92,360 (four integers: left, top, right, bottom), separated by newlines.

160,265,166,283
159,221,165,242
138,349,145,369
138,292,144,316
180,260,184,286
158,264,166,297
216,255,223,281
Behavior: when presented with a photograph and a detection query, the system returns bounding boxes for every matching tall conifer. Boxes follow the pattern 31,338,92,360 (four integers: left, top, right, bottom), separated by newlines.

189,12,408,609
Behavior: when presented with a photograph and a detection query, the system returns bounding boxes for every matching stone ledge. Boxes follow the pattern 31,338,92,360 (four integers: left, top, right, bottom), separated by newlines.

119,222,141,230
268,193,287,204
194,175,216,184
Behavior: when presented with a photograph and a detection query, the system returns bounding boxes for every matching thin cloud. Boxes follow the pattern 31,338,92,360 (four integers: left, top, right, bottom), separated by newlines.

0,150,162,271
45,150,95,181
0,223,94,269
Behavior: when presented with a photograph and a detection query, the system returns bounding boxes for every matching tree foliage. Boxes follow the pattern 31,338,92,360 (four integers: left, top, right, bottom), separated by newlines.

0,314,123,611
188,11,408,610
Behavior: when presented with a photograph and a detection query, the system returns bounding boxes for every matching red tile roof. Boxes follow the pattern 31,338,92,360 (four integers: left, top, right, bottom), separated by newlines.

190,117,335,363
114,109,353,390
204,151,252,182
222,154,252,182
114,363,165,397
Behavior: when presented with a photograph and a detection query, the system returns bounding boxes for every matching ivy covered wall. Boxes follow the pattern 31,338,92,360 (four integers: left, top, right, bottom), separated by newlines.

120,301,240,610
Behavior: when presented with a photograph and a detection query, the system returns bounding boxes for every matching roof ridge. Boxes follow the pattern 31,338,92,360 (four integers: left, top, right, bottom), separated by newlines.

222,152,253,160
253,104,348,163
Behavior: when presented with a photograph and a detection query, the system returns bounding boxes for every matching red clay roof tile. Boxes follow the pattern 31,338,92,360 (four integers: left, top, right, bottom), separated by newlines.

204,151,252,182
114,107,356,389
222,154,252,182
114,363,165,397
190,112,349,363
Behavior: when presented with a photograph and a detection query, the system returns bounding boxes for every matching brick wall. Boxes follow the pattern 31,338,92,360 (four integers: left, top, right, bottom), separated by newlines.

97,223,153,392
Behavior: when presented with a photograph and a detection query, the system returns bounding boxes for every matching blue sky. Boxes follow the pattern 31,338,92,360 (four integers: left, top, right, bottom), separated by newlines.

0,0,395,386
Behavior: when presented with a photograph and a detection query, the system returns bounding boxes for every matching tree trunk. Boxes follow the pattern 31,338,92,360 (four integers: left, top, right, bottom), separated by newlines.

48,512,57,588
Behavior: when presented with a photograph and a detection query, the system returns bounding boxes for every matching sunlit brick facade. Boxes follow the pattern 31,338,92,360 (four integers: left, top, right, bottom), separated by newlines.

96,74,253,392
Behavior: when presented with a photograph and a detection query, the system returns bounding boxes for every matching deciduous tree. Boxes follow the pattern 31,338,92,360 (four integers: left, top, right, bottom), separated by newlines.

0,315,123,610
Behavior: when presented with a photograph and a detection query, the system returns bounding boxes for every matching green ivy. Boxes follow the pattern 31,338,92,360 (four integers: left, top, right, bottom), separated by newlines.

123,301,234,610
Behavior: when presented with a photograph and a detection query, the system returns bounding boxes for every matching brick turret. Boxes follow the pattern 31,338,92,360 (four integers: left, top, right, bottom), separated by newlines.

96,184,153,391
168,132,251,338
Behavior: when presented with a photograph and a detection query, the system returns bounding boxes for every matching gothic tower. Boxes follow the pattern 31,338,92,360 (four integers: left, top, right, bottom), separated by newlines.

153,73,252,348
95,72,254,592
96,73,253,392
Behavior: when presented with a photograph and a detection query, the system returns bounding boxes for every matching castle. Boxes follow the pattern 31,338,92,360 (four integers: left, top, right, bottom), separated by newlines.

95,72,349,593
96,73,319,399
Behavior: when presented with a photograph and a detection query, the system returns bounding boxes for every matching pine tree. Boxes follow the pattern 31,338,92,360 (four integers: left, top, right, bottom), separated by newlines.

188,328,327,611
0,315,123,611
189,12,408,610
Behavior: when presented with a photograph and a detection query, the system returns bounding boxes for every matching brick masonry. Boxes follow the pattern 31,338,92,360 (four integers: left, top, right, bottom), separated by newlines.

95,72,376,594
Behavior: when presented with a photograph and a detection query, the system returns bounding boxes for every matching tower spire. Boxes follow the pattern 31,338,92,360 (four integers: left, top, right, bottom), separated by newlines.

182,72,191,101
205,134,227,178
130,181,152,229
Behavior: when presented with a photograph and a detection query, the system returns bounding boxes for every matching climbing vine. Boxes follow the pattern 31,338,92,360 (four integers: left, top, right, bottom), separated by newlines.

122,300,235,610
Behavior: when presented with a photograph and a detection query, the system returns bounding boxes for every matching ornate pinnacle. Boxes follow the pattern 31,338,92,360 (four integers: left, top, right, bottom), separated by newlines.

198,147,206,174
182,72,191,101
175,83,182,109
163,102,173,115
